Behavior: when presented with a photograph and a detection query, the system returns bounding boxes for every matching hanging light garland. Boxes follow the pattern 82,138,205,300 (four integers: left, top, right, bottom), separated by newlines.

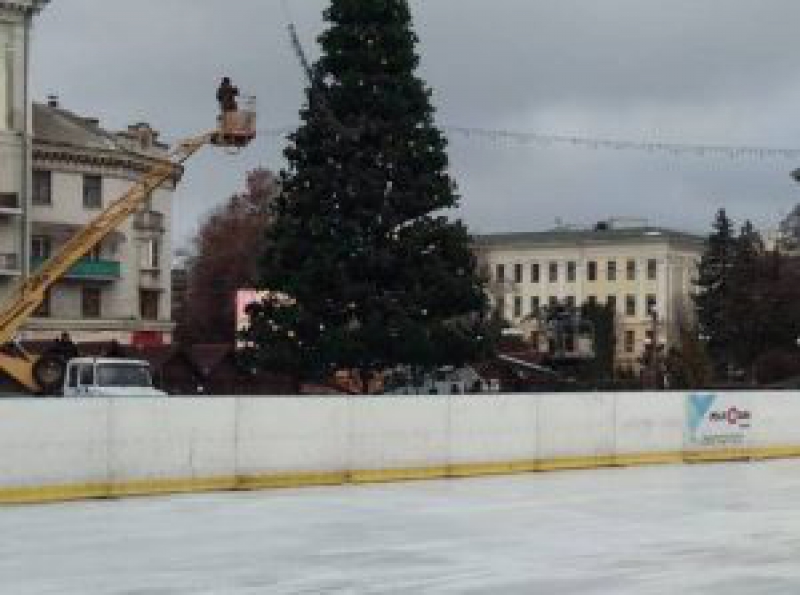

258,125,800,161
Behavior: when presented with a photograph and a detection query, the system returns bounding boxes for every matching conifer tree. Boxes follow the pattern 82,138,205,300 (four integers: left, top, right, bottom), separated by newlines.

727,221,766,370
693,209,736,373
245,0,490,388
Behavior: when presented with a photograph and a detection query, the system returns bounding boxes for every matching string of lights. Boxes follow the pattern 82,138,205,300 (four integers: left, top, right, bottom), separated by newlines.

256,126,800,161
274,2,800,162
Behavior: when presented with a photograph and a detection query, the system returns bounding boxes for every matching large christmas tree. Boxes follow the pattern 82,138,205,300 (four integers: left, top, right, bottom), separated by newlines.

245,0,490,388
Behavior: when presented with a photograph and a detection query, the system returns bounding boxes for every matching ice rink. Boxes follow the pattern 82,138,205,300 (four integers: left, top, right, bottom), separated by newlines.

2,459,800,594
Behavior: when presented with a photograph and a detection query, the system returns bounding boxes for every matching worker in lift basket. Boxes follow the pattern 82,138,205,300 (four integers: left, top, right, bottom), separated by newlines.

217,77,239,134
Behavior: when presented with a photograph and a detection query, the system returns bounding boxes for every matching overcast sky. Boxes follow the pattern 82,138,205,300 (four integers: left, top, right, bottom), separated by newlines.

30,0,800,248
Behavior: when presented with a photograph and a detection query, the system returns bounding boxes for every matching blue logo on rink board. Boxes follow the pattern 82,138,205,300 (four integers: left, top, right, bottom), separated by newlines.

687,393,752,446
688,394,716,439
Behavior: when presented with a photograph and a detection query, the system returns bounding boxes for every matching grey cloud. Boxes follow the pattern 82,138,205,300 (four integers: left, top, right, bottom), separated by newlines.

29,0,800,246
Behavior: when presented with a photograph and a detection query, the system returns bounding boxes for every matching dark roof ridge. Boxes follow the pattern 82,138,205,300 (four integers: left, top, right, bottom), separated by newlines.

474,226,705,246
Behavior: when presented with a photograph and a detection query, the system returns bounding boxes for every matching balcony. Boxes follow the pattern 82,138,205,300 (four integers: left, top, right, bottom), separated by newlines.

134,211,165,232
32,257,121,281
0,193,21,216
0,253,20,277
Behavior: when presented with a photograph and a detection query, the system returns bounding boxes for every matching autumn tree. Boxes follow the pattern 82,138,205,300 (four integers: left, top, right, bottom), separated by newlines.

178,169,278,344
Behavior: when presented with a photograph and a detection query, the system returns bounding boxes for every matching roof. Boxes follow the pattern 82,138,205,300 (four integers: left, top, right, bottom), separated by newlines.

34,104,124,153
32,103,177,177
497,353,560,376
68,357,149,366
474,226,705,250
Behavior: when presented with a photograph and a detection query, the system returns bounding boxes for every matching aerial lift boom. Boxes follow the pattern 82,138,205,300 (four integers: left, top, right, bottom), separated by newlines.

0,101,256,393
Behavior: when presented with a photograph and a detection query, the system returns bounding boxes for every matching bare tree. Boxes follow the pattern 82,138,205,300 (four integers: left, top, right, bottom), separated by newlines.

178,169,279,344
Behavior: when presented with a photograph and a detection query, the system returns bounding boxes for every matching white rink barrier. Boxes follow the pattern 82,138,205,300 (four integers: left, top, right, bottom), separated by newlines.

0,391,794,504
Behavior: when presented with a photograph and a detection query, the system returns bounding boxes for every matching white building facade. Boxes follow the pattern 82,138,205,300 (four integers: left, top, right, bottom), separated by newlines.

0,0,47,283
23,103,179,345
474,223,705,373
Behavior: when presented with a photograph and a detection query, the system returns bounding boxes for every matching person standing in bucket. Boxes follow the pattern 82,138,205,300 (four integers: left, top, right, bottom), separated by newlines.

217,77,239,113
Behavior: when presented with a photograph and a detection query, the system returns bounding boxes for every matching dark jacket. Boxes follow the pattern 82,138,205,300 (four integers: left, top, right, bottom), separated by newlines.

217,82,239,112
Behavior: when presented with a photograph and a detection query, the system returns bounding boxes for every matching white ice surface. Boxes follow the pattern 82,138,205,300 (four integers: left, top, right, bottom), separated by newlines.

1,460,800,594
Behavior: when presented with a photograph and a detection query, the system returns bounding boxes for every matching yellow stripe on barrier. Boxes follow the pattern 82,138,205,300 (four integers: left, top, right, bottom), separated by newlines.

0,483,110,505
3,445,800,505
238,471,350,490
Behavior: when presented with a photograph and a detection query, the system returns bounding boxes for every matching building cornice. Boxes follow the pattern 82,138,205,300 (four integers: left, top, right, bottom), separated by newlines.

33,140,184,185
473,229,706,252
0,0,49,14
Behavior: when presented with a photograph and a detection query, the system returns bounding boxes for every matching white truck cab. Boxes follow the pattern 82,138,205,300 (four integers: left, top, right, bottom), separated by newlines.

62,358,167,397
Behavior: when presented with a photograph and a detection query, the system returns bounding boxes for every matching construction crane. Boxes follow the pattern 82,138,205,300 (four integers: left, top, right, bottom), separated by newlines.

0,98,257,394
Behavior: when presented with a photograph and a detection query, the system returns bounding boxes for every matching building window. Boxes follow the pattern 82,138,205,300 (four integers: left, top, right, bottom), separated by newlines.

514,263,523,284
647,259,658,281
587,261,597,282
587,295,597,307
0,192,18,210
81,287,101,319
548,296,558,308
567,261,577,283
625,294,636,317
31,236,52,261
607,295,617,312
513,296,523,318
140,289,160,321
626,259,636,281
83,175,102,209
32,170,52,206
531,263,540,283
496,264,505,283
624,330,636,353
548,262,558,283
530,296,540,315
496,296,506,319
566,296,576,309
140,239,160,269
646,294,657,316
607,260,617,282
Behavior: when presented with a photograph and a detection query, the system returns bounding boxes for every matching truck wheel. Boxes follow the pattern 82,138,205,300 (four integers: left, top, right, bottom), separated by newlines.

33,354,66,395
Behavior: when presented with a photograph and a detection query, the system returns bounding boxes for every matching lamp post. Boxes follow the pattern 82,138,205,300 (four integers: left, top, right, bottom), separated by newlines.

648,310,661,389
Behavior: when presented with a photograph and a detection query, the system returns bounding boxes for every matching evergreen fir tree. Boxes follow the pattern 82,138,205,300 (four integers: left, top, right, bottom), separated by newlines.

693,209,736,374
580,301,616,382
727,221,766,371
245,0,490,388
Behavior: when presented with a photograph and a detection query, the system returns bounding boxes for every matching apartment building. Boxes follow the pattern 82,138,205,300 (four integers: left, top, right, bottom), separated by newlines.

474,221,705,373
21,102,180,345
